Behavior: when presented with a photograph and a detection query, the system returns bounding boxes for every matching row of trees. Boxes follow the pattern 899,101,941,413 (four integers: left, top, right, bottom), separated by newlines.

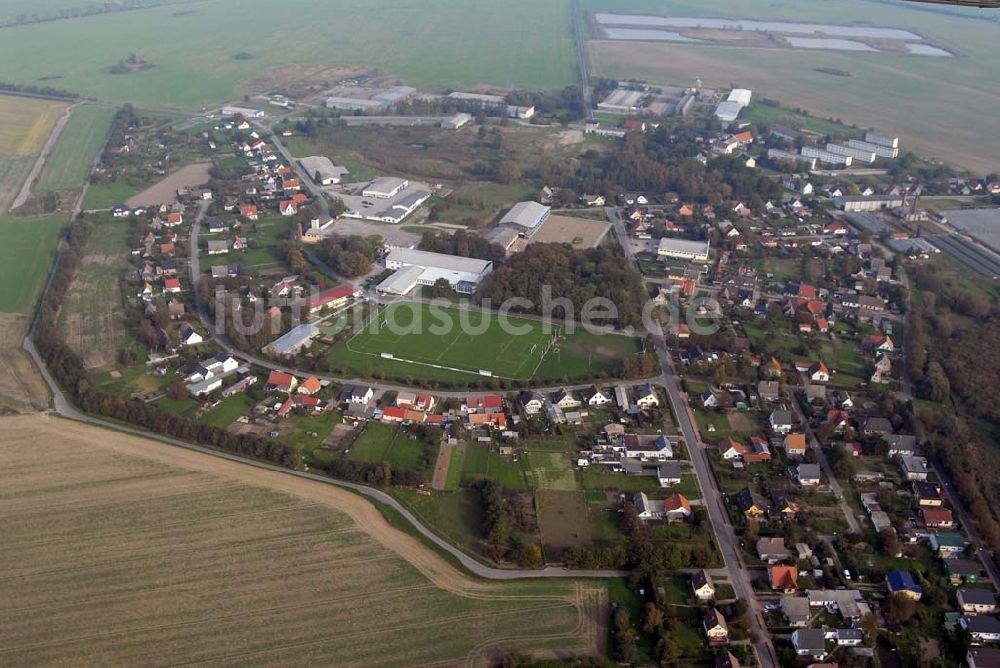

907,264,1000,555
33,218,301,470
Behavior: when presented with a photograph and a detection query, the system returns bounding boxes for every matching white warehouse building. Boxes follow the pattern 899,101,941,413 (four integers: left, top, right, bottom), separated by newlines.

845,139,899,159
380,248,493,295
299,156,350,185
825,143,877,164
363,177,408,199
801,145,853,166
865,131,899,149
658,237,710,262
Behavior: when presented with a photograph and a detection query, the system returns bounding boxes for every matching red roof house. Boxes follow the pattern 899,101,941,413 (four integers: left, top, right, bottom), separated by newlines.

267,370,298,393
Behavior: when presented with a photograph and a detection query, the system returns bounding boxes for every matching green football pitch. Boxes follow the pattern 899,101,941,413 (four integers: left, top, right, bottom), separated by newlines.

343,303,559,380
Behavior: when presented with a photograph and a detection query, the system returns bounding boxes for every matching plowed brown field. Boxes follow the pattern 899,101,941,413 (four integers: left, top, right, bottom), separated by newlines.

0,415,603,666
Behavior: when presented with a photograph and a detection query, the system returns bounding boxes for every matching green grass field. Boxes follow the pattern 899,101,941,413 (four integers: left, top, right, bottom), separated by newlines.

0,214,66,313
329,302,641,384
57,214,134,368
586,0,1000,173
0,0,576,110
35,104,115,192
81,180,138,210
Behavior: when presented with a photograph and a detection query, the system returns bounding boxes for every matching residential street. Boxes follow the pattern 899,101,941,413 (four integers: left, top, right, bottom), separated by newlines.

609,207,778,668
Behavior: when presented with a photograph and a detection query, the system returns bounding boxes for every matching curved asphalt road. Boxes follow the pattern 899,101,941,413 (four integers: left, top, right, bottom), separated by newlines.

22,336,627,581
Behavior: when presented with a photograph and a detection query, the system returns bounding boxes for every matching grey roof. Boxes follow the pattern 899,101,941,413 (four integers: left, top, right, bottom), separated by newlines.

364,176,407,195
793,628,826,650
299,156,349,182
964,615,1000,633
385,247,492,275
797,463,822,479
657,462,682,480
265,323,320,355
657,237,711,256
960,589,998,605
499,201,550,230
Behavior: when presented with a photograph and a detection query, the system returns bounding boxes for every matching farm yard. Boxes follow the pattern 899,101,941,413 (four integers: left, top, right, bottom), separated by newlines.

583,0,1000,173
34,104,116,193
0,414,602,666
328,302,641,383
0,0,576,110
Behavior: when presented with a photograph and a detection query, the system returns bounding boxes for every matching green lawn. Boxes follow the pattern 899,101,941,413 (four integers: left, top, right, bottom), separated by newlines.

391,488,485,556
347,422,397,464
197,393,254,429
36,104,115,192
461,444,529,490
328,302,641,384
0,214,66,313
81,180,139,210
0,0,576,110
525,451,578,491
580,467,660,493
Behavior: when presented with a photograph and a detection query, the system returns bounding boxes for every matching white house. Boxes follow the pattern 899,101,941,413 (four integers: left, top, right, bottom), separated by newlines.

518,391,546,415
550,388,581,410
959,589,999,615
692,570,715,601
350,385,374,405
582,386,612,407
633,384,659,409
179,325,203,346
769,410,794,434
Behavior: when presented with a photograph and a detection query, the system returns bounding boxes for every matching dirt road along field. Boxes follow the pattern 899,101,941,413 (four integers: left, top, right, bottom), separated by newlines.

0,414,602,666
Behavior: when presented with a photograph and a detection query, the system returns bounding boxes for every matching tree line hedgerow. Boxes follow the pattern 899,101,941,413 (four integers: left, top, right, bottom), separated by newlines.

32,217,302,469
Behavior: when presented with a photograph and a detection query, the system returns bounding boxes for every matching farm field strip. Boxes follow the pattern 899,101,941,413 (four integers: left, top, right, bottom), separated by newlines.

35,104,116,192
0,415,598,666
0,214,68,314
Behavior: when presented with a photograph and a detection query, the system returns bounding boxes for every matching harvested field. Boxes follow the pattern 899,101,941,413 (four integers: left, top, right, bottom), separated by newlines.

125,161,211,208
529,214,612,249
0,314,49,413
0,414,603,666
0,95,65,155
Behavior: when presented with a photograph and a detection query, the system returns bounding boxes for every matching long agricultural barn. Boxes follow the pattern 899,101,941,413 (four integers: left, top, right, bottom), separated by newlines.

380,248,493,295
498,201,551,237
298,156,350,185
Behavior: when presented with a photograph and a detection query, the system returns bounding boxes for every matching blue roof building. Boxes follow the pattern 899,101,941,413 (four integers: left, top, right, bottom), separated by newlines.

886,570,923,600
